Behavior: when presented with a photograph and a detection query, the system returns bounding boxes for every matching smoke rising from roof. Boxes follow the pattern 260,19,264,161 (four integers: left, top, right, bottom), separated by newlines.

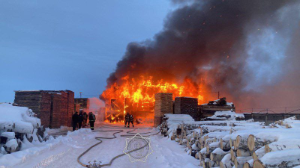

102,0,300,110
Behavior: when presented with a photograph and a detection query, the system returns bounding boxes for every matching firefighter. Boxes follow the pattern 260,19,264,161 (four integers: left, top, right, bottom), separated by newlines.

72,112,79,131
125,113,130,127
78,111,84,129
109,114,112,123
129,114,134,128
89,112,96,130
83,112,88,127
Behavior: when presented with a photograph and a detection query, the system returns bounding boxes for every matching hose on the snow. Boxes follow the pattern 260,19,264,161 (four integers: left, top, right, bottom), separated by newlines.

77,125,160,168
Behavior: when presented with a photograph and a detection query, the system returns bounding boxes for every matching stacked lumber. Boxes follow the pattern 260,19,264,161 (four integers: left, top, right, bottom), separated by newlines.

51,93,62,128
14,91,51,127
14,90,75,128
154,93,173,126
174,97,198,120
51,90,74,127
67,91,75,127
160,114,300,168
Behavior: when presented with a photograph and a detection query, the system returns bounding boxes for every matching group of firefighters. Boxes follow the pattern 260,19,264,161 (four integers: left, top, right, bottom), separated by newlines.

72,111,96,131
107,112,135,128
72,111,135,130
124,113,134,128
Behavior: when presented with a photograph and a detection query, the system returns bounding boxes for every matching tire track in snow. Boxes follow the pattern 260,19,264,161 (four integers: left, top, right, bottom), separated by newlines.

32,148,72,168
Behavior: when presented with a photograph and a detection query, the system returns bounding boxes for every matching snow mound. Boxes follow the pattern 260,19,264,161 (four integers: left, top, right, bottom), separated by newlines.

206,111,244,120
164,114,195,122
281,116,300,128
260,149,300,165
162,114,195,137
0,103,41,133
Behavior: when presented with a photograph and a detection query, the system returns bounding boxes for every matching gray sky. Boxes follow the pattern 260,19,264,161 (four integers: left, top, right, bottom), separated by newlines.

0,1,173,102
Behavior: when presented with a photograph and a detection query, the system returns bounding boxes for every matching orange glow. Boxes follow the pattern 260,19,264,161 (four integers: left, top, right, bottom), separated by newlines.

101,76,205,106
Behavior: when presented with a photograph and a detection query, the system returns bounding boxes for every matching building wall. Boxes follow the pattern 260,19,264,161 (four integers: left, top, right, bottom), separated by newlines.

74,104,81,113
74,98,90,111
14,90,74,128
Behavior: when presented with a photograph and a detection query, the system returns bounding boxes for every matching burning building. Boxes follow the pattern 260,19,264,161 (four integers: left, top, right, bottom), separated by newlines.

100,0,300,123
100,76,208,124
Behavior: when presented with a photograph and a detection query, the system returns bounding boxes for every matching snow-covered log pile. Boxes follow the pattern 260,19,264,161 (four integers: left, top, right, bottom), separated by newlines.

160,113,300,168
206,111,245,121
0,103,47,154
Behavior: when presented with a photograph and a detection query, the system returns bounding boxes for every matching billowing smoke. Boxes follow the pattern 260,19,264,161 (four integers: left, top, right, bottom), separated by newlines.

102,0,300,111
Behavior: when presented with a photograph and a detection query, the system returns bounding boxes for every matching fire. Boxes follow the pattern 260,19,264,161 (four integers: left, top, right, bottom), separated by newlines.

101,76,206,106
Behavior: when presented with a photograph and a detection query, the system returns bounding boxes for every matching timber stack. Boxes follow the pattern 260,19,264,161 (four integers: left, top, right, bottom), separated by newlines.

14,90,74,128
174,97,199,120
161,114,300,168
154,93,173,127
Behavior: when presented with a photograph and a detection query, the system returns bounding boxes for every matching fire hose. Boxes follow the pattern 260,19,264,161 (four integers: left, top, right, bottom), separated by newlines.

77,125,160,168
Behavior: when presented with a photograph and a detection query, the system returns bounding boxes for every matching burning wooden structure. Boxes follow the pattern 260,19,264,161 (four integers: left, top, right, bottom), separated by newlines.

14,90,74,128
102,87,234,125
100,76,208,124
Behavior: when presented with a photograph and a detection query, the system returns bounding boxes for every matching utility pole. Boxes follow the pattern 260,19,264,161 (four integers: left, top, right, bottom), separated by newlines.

80,92,82,98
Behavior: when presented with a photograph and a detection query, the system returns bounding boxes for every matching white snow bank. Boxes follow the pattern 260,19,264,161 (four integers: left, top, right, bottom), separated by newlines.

206,111,244,120
163,114,195,135
212,148,227,155
1,132,15,139
222,126,300,142
0,103,41,133
0,128,93,167
164,114,195,122
282,116,300,128
5,139,18,151
260,149,300,165
267,139,300,152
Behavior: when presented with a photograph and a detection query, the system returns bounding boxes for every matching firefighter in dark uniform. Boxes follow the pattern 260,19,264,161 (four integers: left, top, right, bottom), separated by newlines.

72,112,79,131
125,113,130,127
89,112,96,130
129,114,134,128
78,111,84,129
83,112,88,127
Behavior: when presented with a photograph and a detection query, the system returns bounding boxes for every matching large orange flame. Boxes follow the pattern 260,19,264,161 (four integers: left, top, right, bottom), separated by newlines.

101,76,205,107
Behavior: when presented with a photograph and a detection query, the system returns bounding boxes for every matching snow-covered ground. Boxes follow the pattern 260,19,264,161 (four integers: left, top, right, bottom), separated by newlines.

0,123,199,168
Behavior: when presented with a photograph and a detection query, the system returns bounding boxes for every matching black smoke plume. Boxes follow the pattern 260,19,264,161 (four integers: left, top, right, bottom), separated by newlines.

102,0,300,111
